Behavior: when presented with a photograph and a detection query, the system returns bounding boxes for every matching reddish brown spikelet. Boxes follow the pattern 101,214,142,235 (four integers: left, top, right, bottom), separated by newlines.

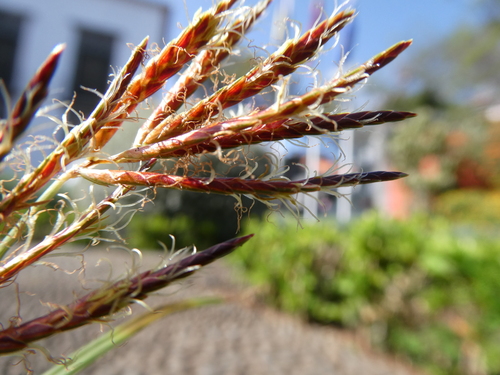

143,9,356,144
0,38,148,220
0,235,252,354
78,169,407,201
92,0,239,150
113,110,415,162
0,44,64,160
134,0,272,146
0,158,156,285
0,0,415,361
112,41,411,163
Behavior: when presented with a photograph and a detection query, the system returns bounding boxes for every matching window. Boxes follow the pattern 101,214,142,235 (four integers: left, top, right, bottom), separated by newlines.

71,29,114,121
0,9,23,118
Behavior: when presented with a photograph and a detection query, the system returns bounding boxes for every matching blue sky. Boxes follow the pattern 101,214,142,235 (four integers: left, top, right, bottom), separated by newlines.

342,0,476,61
160,0,484,159
172,1,479,59
164,0,482,108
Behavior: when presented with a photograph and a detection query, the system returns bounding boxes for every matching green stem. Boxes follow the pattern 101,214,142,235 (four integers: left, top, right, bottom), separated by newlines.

0,169,75,259
41,298,221,375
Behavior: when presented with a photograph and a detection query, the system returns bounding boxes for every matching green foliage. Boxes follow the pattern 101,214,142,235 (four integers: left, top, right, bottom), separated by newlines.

435,189,500,227
229,212,500,375
229,217,343,315
389,106,489,194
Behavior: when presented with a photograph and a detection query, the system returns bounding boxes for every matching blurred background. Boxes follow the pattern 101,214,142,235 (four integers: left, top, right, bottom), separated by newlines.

1,0,500,374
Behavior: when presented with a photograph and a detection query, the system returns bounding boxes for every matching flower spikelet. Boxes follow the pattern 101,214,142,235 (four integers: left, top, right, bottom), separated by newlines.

0,0,415,358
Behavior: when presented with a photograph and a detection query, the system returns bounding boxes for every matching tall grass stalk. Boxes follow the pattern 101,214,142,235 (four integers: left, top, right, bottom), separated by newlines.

0,0,413,369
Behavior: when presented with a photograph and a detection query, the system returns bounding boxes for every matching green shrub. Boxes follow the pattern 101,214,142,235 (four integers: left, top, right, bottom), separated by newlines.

229,217,343,314
435,189,500,227
229,212,500,375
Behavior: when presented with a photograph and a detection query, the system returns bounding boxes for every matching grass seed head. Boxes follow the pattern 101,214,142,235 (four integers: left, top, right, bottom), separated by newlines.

0,0,414,360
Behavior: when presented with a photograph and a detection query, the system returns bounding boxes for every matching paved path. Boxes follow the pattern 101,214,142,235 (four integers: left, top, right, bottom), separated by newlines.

0,248,427,375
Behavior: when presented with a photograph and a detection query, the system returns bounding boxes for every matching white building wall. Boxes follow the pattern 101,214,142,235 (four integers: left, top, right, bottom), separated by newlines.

0,0,168,101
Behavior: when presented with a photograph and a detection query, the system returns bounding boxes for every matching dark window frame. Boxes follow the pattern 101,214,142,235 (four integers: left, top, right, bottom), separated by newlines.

0,9,24,118
71,27,115,120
